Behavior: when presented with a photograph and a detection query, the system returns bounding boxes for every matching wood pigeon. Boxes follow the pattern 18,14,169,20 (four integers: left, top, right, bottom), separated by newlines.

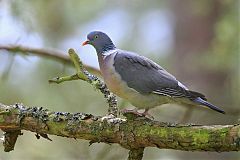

82,31,225,116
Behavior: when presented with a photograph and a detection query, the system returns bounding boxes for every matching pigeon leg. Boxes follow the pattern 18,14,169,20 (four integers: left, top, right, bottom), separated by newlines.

121,108,154,119
142,109,154,120
121,108,141,116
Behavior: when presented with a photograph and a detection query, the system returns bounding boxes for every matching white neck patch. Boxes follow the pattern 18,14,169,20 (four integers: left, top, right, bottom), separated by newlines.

102,49,118,58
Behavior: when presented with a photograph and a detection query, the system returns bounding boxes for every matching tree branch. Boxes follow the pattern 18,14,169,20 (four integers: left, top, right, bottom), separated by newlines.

49,49,118,117
128,148,144,160
0,44,101,76
0,103,239,153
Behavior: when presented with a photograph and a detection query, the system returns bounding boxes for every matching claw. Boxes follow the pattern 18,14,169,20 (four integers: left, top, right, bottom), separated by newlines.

121,108,154,120
142,109,154,120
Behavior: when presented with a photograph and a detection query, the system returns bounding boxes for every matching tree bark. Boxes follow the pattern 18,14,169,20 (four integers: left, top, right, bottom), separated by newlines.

0,103,239,153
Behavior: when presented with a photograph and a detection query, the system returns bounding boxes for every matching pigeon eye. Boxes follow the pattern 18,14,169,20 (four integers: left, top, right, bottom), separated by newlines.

95,35,99,39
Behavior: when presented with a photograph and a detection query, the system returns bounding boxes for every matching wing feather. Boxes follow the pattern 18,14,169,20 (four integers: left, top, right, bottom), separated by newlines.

113,50,206,100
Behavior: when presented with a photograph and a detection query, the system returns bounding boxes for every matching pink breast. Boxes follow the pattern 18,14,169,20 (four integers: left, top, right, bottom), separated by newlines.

99,54,125,96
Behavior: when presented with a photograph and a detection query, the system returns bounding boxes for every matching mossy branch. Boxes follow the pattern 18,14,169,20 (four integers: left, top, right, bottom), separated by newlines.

0,103,240,153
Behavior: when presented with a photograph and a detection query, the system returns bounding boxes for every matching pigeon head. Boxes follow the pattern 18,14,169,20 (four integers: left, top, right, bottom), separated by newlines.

82,31,116,54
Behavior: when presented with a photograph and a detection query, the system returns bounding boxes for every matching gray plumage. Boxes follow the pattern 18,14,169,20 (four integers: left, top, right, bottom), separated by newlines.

82,31,225,114
114,50,207,100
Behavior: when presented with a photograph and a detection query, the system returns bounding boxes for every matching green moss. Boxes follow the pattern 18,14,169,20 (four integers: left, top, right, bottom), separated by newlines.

219,127,229,138
133,124,169,139
192,129,209,145
0,115,4,123
178,129,187,137
156,128,168,137
47,121,67,133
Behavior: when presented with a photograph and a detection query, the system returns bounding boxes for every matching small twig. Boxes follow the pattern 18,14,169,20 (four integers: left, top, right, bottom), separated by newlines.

49,74,80,84
128,148,144,160
36,133,52,141
68,48,88,81
2,130,22,152
0,44,101,76
68,49,83,73
49,49,118,117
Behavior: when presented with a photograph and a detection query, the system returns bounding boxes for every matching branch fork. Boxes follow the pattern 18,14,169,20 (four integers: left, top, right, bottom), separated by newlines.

49,48,118,117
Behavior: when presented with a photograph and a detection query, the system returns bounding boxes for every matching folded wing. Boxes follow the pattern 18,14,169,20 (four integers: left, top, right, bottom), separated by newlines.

113,50,206,100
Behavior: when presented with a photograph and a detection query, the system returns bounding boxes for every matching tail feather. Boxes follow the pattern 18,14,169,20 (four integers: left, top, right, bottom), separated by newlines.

189,90,207,101
193,97,225,114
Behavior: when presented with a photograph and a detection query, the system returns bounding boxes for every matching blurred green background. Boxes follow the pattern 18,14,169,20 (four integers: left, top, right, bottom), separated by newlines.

0,0,239,159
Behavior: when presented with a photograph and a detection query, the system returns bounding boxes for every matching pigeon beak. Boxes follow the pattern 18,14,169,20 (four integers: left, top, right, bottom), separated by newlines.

82,40,90,46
